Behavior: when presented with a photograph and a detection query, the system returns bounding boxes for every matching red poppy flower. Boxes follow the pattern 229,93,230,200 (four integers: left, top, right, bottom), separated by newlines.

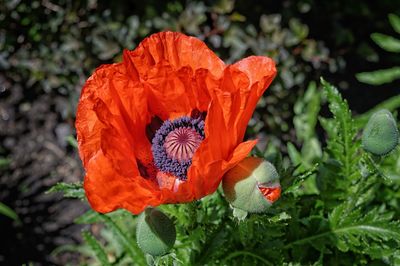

76,32,276,214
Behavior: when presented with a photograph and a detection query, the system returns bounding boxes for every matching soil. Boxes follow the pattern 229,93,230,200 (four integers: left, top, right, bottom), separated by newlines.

0,73,88,265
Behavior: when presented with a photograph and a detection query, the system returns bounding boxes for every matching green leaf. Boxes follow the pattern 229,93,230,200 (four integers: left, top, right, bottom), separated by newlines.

66,135,78,149
286,172,400,258
320,78,358,181
356,66,400,85
82,230,111,266
75,209,131,224
289,18,309,40
293,81,321,141
0,202,20,223
389,13,400,34
0,157,11,169
285,208,400,258
46,182,85,199
318,78,363,204
371,33,400,53
75,210,102,224
283,163,319,195
287,142,302,166
329,205,400,257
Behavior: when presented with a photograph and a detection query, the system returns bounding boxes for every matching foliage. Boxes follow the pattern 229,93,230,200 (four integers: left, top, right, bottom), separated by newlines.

0,202,20,223
0,0,338,149
51,79,400,265
46,182,85,200
357,13,400,85
82,230,111,266
2,1,400,265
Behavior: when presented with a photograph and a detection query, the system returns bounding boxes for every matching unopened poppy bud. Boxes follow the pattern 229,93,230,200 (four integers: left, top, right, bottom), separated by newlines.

362,109,399,156
222,157,281,213
136,208,176,256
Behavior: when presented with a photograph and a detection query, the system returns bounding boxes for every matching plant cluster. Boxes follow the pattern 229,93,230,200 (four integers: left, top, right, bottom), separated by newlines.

2,1,400,265
52,79,400,265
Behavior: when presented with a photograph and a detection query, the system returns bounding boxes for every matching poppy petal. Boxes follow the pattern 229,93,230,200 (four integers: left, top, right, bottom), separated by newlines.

190,139,257,198
123,31,225,119
217,56,277,144
76,60,155,175
229,56,276,142
76,62,159,213
84,151,161,214
76,63,126,167
76,32,277,214
186,56,275,200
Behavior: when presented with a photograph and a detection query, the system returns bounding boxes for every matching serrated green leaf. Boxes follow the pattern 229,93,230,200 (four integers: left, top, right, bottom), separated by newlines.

268,212,291,223
329,206,400,257
389,13,400,34
356,67,400,85
321,78,358,180
285,207,400,258
46,182,85,199
82,230,111,266
283,163,319,195
371,33,400,53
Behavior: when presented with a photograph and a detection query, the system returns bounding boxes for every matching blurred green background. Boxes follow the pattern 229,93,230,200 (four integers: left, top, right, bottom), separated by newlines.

0,0,400,265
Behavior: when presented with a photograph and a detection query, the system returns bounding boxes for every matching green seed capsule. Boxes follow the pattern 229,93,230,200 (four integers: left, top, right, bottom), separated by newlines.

222,157,281,213
136,208,176,256
362,109,399,156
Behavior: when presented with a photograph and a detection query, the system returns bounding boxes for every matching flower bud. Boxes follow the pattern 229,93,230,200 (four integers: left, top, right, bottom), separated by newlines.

136,208,176,256
362,109,399,156
222,157,281,213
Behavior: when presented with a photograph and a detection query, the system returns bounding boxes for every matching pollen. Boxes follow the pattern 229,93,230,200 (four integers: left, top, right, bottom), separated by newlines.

151,116,205,180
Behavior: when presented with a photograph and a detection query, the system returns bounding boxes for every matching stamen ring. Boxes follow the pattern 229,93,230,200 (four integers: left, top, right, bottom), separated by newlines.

151,116,205,180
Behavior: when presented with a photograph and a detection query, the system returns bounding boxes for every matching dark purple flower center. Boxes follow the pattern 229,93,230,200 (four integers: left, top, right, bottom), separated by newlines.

151,116,205,180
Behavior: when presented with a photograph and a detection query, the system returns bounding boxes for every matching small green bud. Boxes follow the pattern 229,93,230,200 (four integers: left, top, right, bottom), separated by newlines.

222,157,281,213
136,208,176,256
362,109,399,156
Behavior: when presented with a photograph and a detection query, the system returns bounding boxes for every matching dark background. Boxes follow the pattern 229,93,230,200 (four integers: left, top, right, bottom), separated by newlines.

1,0,400,265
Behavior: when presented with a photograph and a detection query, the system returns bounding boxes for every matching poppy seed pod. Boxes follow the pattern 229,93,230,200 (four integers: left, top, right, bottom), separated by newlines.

136,208,176,256
222,157,281,213
362,109,399,156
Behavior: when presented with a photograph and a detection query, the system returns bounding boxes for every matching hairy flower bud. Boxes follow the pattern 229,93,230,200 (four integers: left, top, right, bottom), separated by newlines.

136,208,176,256
362,109,399,156
222,157,281,213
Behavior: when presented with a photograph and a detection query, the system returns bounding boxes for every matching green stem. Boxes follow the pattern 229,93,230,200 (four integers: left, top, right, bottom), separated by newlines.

283,231,332,249
222,251,273,266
